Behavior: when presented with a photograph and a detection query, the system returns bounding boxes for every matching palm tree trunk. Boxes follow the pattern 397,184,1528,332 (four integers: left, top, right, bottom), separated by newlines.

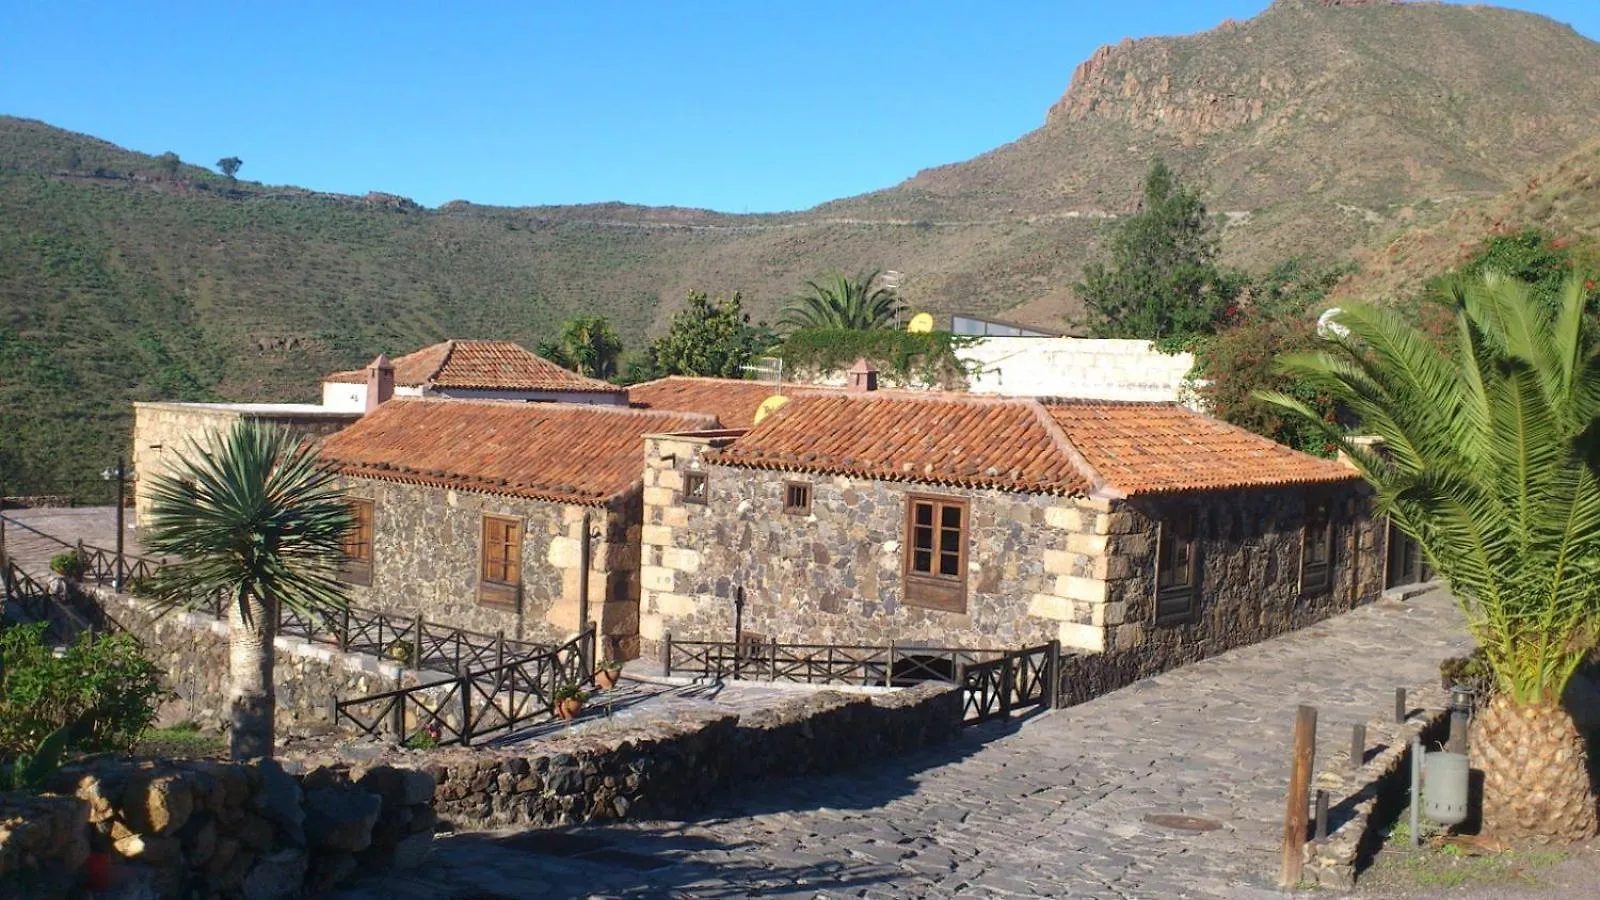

227,588,276,760
1471,692,1598,843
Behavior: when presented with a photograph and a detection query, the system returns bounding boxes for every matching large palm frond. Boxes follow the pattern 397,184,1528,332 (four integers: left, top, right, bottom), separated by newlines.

1260,272,1600,704
779,269,905,331
141,420,352,622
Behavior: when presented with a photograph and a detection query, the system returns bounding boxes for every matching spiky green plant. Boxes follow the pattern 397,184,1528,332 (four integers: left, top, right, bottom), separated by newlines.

779,269,905,332
1261,272,1600,842
141,420,352,760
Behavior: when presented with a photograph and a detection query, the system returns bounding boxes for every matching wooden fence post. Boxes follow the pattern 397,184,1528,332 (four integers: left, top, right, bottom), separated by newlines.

662,631,673,677
412,614,424,670
1395,687,1407,724
496,629,506,672
388,674,404,739
458,674,474,747
337,608,350,653
1279,704,1318,889
885,640,895,688
1047,640,1062,709
769,636,778,681
999,653,1015,718
1350,723,1366,770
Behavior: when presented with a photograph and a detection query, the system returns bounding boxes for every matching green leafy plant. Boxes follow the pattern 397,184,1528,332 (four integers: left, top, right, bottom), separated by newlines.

777,329,974,388
599,659,622,675
384,639,414,665
0,723,72,792
0,622,164,758
1262,271,1600,843
779,270,905,332
630,291,776,381
553,683,587,704
48,550,85,579
538,316,624,380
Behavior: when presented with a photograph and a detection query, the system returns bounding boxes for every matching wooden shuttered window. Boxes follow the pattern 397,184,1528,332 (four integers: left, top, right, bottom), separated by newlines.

1154,509,1199,626
783,481,812,515
903,495,968,613
479,514,522,609
1301,497,1335,595
340,499,374,585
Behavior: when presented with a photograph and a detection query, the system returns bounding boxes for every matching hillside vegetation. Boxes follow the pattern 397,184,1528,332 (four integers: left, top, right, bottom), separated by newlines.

3,0,1600,492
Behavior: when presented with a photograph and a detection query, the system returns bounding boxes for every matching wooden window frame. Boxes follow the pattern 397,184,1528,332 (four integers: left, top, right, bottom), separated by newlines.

783,480,812,515
339,498,375,586
1153,509,1199,627
478,514,523,610
902,494,969,613
683,471,708,505
1300,496,1336,596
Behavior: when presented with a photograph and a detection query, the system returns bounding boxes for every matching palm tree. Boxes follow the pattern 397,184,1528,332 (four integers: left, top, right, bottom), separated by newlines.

1262,272,1600,843
539,316,623,379
779,269,905,331
142,421,352,760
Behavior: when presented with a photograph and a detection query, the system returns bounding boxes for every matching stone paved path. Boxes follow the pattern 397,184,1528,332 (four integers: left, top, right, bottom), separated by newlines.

1,506,145,574
335,592,1470,899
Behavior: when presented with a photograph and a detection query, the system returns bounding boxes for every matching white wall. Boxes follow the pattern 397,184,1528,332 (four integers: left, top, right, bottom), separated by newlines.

319,382,625,411
960,337,1196,403
320,382,425,411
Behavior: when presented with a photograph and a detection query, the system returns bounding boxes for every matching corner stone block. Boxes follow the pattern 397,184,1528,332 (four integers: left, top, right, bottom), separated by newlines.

1042,549,1075,576
642,486,676,507
1055,575,1107,604
1026,593,1072,621
641,524,674,548
1067,532,1109,556
639,612,665,641
656,469,684,491
640,565,678,593
1058,621,1106,653
662,546,701,574
651,591,696,617
546,536,581,569
1115,623,1145,650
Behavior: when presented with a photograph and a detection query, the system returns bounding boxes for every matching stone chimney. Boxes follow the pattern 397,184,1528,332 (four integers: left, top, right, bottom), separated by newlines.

847,358,879,393
365,354,395,412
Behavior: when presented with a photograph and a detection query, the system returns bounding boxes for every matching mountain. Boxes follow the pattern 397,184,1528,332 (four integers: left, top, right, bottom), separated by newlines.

4,0,1600,493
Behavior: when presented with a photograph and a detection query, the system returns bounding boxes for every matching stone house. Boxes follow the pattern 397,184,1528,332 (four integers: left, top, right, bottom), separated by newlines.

638,388,1386,677
317,397,716,660
320,339,627,411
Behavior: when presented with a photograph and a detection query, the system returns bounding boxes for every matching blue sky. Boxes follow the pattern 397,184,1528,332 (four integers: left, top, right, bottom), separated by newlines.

2,1,1596,213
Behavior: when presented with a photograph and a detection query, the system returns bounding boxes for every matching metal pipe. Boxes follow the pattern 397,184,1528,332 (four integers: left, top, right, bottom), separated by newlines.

1410,737,1423,848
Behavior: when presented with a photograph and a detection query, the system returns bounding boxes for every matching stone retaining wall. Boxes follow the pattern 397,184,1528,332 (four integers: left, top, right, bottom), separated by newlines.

289,680,962,833
0,757,436,900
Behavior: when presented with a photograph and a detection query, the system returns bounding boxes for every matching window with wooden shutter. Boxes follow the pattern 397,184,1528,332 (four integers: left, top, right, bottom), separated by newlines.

1301,498,1334,595
479,514,522,609
340,499,374,585
903,495,968,612
783,481,812,515
1154,510,1199,626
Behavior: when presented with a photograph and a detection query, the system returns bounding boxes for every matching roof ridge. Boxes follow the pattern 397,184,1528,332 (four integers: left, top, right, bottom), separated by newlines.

428,339,458,384
1026,401,1121,499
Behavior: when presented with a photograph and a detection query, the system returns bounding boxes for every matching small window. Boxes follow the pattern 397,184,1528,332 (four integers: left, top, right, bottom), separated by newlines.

1302,499,1335,595
1155,510,1199,626
683,472,708,505
479,515,522,609
783,481,812,515
903,495,968,612
340,498,374,585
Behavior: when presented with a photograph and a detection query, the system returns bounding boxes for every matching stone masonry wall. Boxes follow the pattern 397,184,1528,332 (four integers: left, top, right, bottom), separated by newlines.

132,403,358,527
639,435,1080,654
0,756,435,899
336,477,640,659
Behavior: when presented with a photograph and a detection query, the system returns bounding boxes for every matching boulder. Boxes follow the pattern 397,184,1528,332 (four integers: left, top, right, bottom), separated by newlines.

303,787,381,854
240,848,307,900
252,761,305,848
122,774,194,836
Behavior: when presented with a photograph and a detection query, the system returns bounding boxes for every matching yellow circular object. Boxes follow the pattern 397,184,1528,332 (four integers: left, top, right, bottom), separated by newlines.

753,395,790,425
906,312,935,333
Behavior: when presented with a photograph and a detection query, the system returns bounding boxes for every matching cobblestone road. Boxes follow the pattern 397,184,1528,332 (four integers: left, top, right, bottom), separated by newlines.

336,592,1470,899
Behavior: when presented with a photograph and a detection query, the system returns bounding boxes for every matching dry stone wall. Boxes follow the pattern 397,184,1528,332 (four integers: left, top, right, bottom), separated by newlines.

0,756,435,899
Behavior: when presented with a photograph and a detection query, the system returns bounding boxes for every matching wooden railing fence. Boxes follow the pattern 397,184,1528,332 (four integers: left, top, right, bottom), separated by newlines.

334,625,596,747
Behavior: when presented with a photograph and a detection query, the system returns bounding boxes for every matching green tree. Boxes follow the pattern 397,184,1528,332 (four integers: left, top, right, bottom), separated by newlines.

141,421,352,759
1076,159,1241,341
1262,272,1600,843
157,151,181,177
779,269,904,331
539,315,624,379
216,156,243,180
636,291,774,380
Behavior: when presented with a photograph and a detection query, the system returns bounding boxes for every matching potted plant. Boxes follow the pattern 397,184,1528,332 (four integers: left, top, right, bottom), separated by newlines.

554,683,587,720
49,550,86,581
385,639,414,665
594,659,623,691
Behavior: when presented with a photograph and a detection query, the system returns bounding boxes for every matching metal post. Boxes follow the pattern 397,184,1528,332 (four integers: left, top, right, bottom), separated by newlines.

1046,639,1062,709
412,614,424,670
999,652,1015,718
732,585,745,680
1314,790,1329,843
113,457,126,590
1410,737,1423,848
578,511,592,675
1395,687,1407,724
1350,723,1366,770
338,608,350,653
1279,705,1318,889
458,674,474,747
496,629,506,672
769,635,778,681
885,639,896,689
662,630,673,677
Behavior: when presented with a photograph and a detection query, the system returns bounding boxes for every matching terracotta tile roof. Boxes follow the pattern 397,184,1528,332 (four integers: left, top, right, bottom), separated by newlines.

709,392,1357,498
708,392,1097,495
319,399,716,505
1044,400,1358,496
627,376,839,428
325,340,624,394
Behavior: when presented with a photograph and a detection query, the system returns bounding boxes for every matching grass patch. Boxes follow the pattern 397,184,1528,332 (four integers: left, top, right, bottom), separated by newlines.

133,721,225,758
1369,806,1570,891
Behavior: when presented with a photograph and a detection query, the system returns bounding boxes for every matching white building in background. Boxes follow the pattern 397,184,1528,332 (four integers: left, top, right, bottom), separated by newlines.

958,336,1196,404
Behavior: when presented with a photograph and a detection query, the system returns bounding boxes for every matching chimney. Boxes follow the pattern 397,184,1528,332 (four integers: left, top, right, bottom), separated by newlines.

365,354,395,412
847,357,878,393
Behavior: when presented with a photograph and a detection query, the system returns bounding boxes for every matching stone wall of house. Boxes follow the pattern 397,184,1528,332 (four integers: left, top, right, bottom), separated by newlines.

336,477,641,660
0,756,435,899
132,403,359,526
85,586,425,735
640,436,1385,677
638,435,1083,655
